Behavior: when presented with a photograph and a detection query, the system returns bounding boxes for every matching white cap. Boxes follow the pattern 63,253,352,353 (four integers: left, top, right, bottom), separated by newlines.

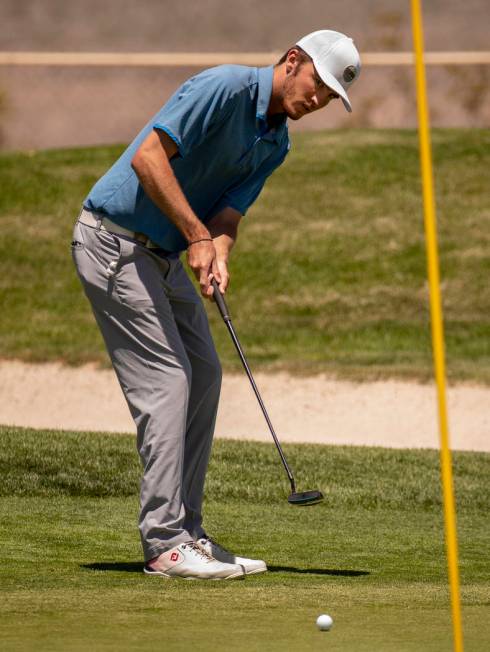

295,30,361,112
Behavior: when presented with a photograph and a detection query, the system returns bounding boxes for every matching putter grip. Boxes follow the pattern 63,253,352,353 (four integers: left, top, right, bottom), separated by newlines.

211,278,231,321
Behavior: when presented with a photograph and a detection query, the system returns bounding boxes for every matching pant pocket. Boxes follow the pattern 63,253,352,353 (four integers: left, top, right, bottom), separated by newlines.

93,228,139,280
108,235,136,276
70,221,85,250
114,241,169,308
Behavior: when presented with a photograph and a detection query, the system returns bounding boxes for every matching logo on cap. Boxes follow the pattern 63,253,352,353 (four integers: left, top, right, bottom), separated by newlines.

343,65,357,83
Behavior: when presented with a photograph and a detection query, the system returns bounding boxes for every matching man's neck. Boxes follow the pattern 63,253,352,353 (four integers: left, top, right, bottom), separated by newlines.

267,64,286,118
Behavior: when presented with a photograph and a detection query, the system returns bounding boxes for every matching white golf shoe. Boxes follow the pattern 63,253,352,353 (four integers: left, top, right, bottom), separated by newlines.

144,541,245,580
197,536,267,575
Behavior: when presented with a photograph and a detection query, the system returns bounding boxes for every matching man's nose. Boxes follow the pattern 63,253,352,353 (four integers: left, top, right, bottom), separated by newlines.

310,93,320,108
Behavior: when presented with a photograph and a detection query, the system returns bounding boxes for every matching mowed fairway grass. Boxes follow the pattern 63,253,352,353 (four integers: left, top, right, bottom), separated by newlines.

0,129,489,381
1,426,489,652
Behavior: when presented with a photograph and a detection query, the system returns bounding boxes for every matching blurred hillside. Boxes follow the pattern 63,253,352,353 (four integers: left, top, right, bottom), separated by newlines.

0,0,489,149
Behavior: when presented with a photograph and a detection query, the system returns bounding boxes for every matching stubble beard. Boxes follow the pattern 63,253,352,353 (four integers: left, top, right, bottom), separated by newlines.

282,73,303,121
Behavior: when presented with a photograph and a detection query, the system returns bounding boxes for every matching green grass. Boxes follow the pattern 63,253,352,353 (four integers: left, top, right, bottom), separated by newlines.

0,130,489,381
1,426,489,651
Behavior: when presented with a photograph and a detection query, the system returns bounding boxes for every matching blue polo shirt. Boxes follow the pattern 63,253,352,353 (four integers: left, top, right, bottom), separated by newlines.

84,65,290,252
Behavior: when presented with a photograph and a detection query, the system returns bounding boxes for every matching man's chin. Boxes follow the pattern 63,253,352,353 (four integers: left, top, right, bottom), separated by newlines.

285,107,305,121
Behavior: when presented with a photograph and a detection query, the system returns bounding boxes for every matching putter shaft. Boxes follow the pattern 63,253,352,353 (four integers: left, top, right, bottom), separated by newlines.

211,280,296,494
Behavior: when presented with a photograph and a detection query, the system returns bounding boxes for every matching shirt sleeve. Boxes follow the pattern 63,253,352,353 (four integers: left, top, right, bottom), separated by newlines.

152,67,238,157
210,143,290,217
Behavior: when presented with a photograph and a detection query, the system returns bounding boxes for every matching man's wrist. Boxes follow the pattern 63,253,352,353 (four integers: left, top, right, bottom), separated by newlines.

186,226,211,244
188,237,213,248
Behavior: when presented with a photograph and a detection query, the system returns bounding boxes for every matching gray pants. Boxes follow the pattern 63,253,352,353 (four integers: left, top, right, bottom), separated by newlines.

71,210,221,561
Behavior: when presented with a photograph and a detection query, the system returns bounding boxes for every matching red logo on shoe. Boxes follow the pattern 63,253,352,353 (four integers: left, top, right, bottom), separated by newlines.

170,552,179,562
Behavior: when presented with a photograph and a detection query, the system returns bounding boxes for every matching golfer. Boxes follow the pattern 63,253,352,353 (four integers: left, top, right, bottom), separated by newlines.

71,30,361,580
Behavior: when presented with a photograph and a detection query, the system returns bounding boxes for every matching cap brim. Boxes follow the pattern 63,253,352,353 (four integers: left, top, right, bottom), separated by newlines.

315,66,352,112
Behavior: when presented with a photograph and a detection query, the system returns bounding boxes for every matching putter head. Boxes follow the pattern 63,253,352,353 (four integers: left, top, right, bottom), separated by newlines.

288,489,324,506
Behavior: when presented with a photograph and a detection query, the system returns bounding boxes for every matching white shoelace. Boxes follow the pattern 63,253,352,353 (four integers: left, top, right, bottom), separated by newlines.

201,536,231,556
182,540,215,562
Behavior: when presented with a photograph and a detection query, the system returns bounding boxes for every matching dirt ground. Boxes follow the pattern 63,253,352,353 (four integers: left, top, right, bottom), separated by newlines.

1,360,488,452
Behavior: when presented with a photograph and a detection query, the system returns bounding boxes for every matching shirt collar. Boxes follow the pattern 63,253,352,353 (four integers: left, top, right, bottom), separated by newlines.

256,66,287,142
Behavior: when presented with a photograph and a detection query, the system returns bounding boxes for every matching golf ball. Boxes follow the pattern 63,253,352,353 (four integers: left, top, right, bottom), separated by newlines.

316,614,333,631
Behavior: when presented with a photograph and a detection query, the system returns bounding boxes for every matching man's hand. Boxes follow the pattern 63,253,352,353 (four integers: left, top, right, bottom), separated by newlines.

214,257,230,295
186,239,221,298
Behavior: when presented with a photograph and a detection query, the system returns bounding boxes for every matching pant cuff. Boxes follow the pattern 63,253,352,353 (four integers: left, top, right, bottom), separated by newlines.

144,534,193,562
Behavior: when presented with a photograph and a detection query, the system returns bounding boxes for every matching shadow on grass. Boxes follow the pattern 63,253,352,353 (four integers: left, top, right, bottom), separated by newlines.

83,562,144,573
268,566,369,576
82,562,369,577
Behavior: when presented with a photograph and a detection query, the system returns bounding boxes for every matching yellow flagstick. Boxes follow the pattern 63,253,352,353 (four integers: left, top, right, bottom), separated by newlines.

410,1,464,650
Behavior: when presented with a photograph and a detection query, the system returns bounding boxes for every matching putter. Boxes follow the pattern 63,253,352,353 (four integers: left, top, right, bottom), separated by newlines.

211,279,323,506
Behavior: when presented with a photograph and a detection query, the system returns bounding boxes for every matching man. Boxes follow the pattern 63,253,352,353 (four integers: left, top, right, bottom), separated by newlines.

71,30,361,580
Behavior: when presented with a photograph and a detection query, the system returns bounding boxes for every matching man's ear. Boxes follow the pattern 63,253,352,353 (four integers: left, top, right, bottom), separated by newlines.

285,47,301,75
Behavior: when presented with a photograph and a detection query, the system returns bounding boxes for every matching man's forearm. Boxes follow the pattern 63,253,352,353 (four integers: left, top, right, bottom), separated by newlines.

212,232,234,263
207,207,241,292
132,129,218,298
131,131,210,243
208,207,240,257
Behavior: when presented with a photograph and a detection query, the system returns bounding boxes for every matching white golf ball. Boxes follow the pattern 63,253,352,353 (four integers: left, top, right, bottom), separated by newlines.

316,614,333,631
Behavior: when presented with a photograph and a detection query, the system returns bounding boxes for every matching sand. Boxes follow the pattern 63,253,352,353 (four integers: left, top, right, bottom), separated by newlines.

1,360,488,452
